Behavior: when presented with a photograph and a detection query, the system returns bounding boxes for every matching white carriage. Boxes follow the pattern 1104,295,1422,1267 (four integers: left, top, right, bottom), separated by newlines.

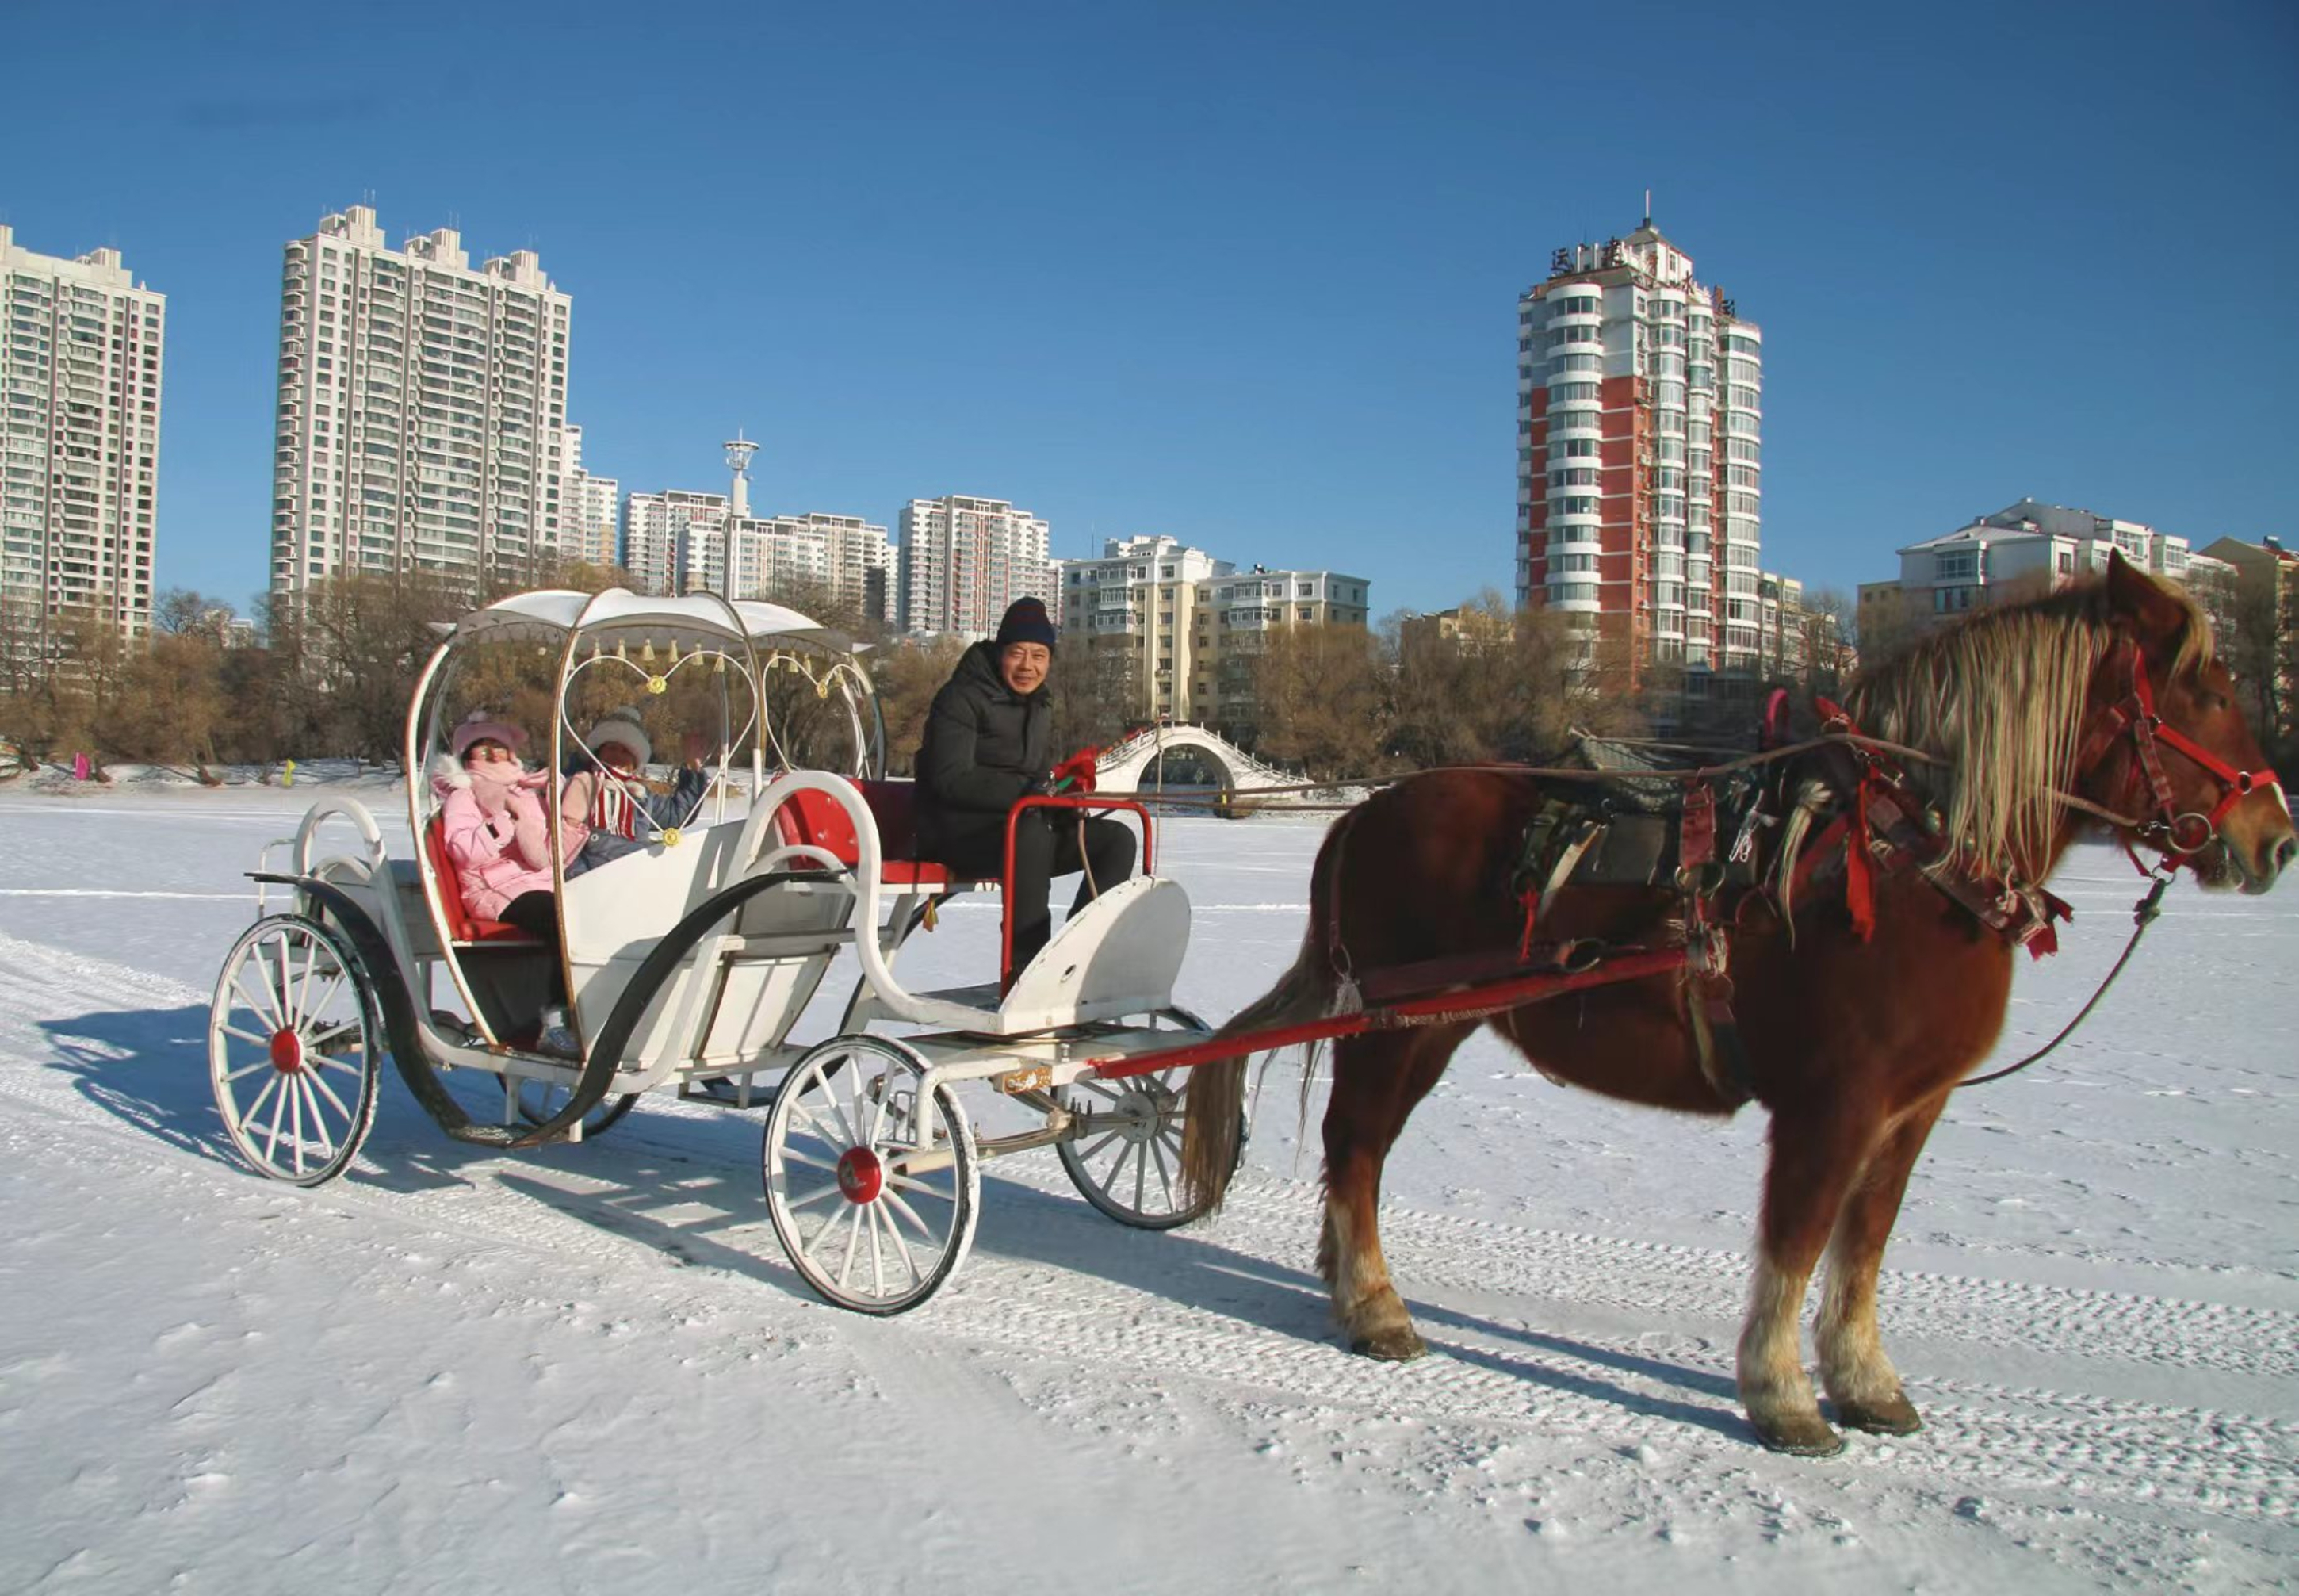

208,588,1223,1312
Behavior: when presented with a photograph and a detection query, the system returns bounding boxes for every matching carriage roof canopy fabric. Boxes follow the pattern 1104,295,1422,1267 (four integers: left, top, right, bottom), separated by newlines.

434,589,851,653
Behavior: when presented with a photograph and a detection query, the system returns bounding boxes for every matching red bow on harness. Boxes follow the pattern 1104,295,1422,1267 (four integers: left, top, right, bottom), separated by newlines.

1050,747,1102,794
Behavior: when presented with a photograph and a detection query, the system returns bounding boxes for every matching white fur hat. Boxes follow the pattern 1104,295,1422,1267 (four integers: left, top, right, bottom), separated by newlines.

585,712,650,769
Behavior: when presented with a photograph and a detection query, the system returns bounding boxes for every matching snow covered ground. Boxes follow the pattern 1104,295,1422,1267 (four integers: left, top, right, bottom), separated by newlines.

0,785,2292,1594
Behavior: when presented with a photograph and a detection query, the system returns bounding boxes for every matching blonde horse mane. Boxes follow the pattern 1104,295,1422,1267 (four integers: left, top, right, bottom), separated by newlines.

1842,571,2214,880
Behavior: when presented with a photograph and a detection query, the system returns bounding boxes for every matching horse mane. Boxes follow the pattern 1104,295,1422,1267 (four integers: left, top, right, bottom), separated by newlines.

1842,570,2214,879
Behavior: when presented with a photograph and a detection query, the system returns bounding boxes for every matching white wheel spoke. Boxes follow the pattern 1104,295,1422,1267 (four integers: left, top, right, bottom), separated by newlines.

1074,1128,1123,1164
814,1062,859,1147
236,1074,280,1133
836,1200,866,1290
305,1066,354,1126
289,1072,307,1175
1133,1132,1147,1211
273,938,298,1031
784,1183,843,1214
797,1196,851,1262
1150,1135,1175,1211
778,1147,840,1174
302,967,348,1029
866,1202,887,1298
221,1024,275,1051
296,936,318,1019
882,1169,953,1202
311,1052,366,1076
783,1101,840,1146
221,1058,274,1083
262,1072,289,1165
237,970,283,1032
879,1187,941,1245
296,1077,335,1160
877,1203,923,1286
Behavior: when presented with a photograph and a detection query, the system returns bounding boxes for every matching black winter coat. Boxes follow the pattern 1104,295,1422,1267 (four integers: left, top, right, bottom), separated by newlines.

914,641,1050,856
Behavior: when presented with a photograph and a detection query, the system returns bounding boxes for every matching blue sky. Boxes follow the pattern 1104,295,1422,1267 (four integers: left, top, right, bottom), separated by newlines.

9,0,2295,618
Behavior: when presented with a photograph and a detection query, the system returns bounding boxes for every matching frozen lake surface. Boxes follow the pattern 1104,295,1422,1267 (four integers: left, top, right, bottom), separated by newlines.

1,784,2293,1594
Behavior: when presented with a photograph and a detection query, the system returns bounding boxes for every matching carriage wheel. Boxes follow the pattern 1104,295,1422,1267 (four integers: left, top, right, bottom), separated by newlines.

514,1078,640,1139
1056,1066,1222,1230
762,1035,977,1314
209,914,381,1186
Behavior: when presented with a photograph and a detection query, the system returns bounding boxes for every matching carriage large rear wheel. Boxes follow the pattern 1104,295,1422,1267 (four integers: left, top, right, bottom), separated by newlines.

209,913,382,1185
762,1035,977,1314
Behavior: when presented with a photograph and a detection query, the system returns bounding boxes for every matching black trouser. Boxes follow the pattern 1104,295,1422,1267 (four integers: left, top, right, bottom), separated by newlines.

929,810,1137,970
498,890,568,1005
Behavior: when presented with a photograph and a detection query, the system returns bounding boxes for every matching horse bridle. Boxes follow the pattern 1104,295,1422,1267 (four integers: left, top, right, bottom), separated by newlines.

2078,635,2283,862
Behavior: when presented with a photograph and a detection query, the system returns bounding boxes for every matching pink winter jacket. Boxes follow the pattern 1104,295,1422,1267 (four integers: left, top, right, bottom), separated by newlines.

434,763,557,922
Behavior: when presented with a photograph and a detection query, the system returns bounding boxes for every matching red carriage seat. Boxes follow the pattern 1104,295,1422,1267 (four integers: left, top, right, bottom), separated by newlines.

423,814,542,944
768,779,991,890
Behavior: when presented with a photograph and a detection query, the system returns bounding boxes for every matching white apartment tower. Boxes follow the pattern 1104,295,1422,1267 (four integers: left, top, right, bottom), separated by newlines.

270,205,572,597
1,225,165,644
1517,217,1762,682
731,512,893,621
622,489,729,598
897,494,1053,637
561,423,619,570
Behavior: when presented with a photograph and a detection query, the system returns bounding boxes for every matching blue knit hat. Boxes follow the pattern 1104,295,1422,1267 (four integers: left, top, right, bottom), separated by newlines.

995,596,1058,650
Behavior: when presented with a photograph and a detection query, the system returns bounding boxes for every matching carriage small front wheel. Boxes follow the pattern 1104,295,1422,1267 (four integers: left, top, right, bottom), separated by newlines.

208,913,382,1185
1056,1067,1215,1229
762,1035,979,1314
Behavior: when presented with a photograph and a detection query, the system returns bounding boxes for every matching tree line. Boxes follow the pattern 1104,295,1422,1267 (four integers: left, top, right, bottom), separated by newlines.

9,566,2287,788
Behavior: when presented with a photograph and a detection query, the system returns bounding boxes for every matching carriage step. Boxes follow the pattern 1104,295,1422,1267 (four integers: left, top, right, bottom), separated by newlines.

680,1076,781,1111
915,982,1005,1009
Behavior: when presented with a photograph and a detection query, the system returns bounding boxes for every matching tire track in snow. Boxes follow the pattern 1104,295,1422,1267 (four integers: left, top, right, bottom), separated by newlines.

1,931,2293,1523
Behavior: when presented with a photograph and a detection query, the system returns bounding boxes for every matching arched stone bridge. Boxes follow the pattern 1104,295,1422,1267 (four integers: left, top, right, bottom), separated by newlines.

1092,724,1365,810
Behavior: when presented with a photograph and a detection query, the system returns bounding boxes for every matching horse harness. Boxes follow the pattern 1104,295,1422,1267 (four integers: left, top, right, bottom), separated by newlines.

1502,633,2282,1106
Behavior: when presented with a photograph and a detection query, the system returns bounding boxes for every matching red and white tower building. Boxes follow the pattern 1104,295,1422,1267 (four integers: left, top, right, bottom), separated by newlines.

1516,218,1763,684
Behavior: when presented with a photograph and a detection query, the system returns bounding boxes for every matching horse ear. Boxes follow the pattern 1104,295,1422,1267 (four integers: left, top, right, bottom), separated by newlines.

2104,549,2186,645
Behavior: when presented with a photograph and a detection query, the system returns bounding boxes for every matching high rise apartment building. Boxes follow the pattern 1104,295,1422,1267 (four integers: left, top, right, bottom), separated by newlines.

897,495,1052,637
1517,219,1763,681
561,424,619,570
1,225,165,644
270,205,572,598
730,511,892,622
1055,534,1370,724
622,489,729,597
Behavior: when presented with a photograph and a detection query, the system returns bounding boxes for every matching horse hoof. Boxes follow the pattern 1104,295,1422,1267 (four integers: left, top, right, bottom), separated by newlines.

1834,1394,1922,1436
1750,1411,1844,1456
1350,1326,1428,1362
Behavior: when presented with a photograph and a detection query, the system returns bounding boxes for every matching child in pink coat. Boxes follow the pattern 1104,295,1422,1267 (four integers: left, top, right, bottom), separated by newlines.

433,711,576,1054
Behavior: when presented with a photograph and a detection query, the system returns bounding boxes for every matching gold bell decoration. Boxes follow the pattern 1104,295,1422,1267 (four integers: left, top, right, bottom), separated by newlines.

614,639,627,662
588,639,602,661
667,640,681,665
713,652,726,675
641,638,656,665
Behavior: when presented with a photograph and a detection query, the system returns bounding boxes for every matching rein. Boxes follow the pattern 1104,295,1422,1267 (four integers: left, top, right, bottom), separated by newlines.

1957,863,2171,1089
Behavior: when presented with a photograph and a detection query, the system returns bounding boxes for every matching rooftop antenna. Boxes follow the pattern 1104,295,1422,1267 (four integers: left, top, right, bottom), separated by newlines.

1643,188,1653,227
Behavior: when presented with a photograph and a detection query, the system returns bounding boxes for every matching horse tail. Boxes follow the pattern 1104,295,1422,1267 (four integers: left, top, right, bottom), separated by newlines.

1180,809,1356,1212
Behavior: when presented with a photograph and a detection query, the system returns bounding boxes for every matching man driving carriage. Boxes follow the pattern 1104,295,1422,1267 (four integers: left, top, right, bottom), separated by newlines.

914,597,1133,972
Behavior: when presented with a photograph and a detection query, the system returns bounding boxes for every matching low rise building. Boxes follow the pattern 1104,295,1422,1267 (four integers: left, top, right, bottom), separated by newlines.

1054,536,1369,725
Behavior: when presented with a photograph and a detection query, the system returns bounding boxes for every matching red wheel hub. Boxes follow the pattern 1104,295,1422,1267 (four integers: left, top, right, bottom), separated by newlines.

268,1028,305,1074
836,1146,882,1204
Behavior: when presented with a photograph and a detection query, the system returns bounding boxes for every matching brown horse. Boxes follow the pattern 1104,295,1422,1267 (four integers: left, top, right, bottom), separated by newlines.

1181,554,2293,1455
